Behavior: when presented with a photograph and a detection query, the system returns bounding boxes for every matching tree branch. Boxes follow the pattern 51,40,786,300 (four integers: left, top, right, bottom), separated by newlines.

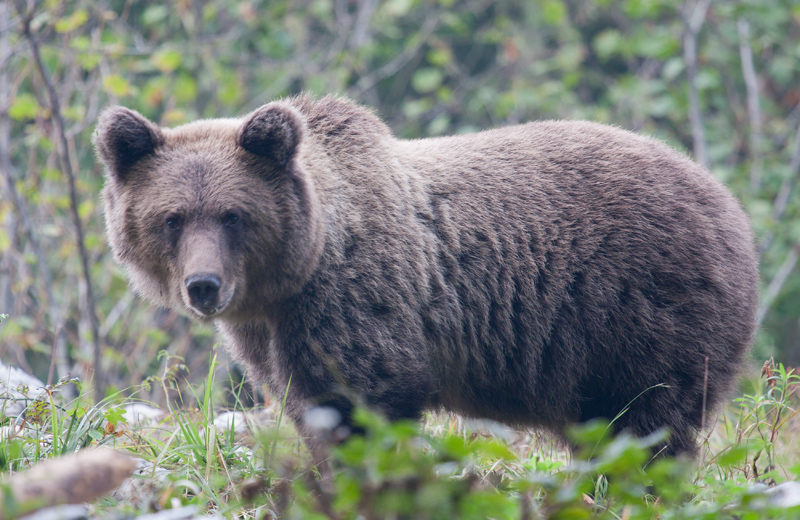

738,19,763,193
17,3,103,398
759,114,800,254
758,237,800,326
350,0,379,50
681,0,711,168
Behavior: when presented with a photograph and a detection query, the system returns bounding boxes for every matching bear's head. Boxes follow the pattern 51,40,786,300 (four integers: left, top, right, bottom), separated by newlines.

94,103,324,322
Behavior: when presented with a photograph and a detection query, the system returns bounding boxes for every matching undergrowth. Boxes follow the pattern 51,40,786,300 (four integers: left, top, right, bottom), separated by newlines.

1,348,799,519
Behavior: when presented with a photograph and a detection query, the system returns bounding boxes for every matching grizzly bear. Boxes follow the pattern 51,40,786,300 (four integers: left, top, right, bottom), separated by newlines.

94,95,759,460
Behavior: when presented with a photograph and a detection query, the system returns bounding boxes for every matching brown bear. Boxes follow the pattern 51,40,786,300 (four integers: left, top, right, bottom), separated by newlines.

94,95,759,460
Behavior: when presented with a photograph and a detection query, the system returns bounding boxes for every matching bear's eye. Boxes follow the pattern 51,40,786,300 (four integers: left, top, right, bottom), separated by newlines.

224,213,240,227
165,216,181,231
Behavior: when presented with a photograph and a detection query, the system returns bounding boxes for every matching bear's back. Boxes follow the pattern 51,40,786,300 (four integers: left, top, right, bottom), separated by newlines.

378,121,758,432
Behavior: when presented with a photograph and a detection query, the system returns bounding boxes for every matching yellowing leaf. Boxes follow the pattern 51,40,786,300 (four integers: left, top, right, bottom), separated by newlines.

0,229,10,252
152,50,183,72
78,200,94,220
144,76,169,107
55,10,89,33
426,48,452,67
77,53,102,71
103,74,130,97
163,109,188,125
63,105,85,122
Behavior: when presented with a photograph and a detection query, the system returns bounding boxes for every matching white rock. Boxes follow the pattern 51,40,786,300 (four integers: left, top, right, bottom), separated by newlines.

303,406,341,433
122,403,167,425
0,360,44,417
765,480,800,508
17,504,88,520
213,411,248,434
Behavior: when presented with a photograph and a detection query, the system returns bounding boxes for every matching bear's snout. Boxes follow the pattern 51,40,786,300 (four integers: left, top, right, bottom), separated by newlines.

186,273,222,314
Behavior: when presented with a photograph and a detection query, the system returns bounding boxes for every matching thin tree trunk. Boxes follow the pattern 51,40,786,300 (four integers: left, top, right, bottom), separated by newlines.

18,3,103,398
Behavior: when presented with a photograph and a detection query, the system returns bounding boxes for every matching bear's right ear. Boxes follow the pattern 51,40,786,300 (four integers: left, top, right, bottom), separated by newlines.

93,106,164,182
237,102,305,169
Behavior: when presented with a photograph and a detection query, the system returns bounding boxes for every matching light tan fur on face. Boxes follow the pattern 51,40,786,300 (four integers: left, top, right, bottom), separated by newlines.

178,224,237,318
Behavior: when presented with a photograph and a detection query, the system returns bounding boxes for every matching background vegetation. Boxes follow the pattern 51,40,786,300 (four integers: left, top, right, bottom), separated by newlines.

1,0,800,517
2,0,800,396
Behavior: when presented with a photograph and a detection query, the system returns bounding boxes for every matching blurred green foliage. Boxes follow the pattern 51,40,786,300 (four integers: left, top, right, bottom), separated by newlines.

1,0,800,398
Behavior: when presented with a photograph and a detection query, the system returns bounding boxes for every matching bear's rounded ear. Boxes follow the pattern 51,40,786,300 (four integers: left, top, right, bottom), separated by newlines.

93,106,164,182
237,102,306,168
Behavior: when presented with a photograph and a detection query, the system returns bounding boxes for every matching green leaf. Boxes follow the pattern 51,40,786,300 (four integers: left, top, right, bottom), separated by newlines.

428,114,450,135
662,57,684,81
426,47,452,67
717,444,750,468
70,36,91,51
142,5,169,26
624,0,671,18
104,407,127,427
648,94,676,117
412,68,444,94
633,30,679,59
440,434,471,459
77,53,102,71
474,438,518,461
67,406,86,419
594,29,622,61
541,0,567,25
174,74,198,103
217,75,243,105
385,0,414,17
9,93,39,120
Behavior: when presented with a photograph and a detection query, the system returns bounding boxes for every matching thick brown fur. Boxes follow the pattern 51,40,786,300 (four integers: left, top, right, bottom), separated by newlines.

94,95,759,459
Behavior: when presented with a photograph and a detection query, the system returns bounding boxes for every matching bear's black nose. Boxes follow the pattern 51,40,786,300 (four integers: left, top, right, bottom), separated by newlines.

186,274,222,312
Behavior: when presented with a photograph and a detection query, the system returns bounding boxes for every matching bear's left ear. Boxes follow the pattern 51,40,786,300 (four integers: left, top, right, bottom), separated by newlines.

237,102,306,168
